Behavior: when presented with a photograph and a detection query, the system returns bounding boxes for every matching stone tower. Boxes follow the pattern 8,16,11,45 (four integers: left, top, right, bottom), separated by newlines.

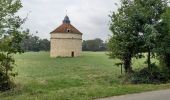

50,15,83,57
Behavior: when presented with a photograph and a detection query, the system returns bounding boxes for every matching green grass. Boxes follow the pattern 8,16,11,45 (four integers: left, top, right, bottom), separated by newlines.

0,52,170,100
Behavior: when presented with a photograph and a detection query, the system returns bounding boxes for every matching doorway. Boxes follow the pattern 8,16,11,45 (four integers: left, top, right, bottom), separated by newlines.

71,51,74,57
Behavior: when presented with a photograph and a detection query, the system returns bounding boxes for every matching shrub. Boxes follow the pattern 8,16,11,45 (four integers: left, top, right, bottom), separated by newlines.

130,63,170,84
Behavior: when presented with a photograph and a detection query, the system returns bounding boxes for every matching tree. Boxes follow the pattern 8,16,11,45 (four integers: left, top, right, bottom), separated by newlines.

156,7,170,69
39,39,50,51
20,33,50,52
82,40,88,51
0,0,25,91
109,0,140,73
134,0,168,69
82,38,106,51
108,0,168,73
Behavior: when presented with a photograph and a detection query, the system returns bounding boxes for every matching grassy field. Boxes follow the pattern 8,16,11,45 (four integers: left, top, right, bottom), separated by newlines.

0,52,170,100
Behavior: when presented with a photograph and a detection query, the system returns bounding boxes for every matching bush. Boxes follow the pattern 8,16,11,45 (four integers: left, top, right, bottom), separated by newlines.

0,54,16,91
0,72,15,91
130,63,170,84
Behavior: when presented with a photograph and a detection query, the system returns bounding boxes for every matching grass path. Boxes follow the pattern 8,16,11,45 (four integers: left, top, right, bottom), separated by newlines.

0,52,170,100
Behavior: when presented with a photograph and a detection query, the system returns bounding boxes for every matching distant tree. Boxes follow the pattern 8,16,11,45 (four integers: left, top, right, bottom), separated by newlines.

0,0,25,91
20,33,50,52
82,38,106,51
82,40,88,51
39,39,50,51
29,36,40,51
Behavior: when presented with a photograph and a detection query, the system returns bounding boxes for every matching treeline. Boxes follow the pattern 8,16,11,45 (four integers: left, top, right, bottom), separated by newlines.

21,33,107,52
82,38,107,51
20,32,50,52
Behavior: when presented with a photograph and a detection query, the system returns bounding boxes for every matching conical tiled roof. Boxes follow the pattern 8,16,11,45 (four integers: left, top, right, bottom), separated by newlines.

51,16,82,34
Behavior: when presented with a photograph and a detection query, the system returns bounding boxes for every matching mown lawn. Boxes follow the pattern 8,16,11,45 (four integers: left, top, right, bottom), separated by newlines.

0,52,170,100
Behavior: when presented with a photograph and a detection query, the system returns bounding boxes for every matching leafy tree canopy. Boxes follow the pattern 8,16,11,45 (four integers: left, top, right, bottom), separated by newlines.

108,0,169,73
0,0,25,91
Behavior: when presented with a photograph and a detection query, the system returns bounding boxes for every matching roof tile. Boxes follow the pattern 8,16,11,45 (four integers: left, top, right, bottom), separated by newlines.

51,23,82,34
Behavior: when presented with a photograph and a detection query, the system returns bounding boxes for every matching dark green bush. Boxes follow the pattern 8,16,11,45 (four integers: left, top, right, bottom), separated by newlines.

0,72,13,91
130,63,170,84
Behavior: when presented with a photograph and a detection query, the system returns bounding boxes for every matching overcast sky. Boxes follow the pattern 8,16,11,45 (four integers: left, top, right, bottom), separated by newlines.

18,0,120,40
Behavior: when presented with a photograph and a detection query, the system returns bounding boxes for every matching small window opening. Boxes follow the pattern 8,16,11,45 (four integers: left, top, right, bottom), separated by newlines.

67,29,70,33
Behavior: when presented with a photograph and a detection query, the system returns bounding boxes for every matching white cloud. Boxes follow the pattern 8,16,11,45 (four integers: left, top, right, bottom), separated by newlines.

19,0,119,40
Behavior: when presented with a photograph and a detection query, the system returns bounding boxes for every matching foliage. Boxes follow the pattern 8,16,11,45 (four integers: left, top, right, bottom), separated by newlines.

0,0,25,91
155,7,170,69
20,31,50,52
130,64,170,84
135,0,168,70
108,0,142,73
82,38,107,51
108,0,169,74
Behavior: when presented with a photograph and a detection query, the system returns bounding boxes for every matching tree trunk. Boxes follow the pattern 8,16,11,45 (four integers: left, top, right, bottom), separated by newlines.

147,46,151,70
123,53,132,73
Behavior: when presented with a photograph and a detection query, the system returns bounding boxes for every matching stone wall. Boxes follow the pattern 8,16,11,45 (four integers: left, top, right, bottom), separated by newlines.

50,33,82,57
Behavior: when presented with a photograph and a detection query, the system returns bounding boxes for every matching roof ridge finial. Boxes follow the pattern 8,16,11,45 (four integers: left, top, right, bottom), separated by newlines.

66,9,68,16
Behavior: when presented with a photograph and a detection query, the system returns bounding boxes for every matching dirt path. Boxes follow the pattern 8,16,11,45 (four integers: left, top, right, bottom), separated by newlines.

96,89,170,100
